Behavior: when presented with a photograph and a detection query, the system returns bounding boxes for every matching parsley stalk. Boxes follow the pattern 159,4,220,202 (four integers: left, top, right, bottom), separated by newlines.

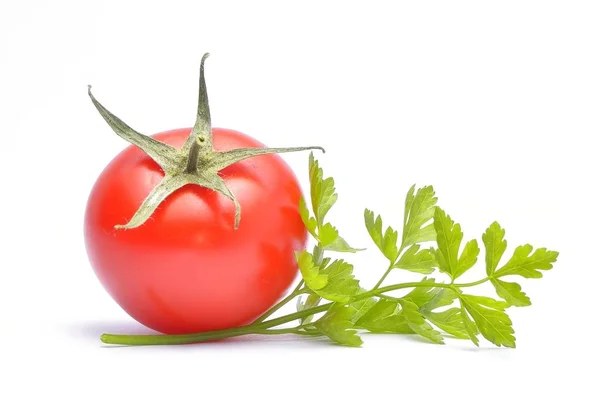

99,280,453,346
253,280,307,324
99,277,517,346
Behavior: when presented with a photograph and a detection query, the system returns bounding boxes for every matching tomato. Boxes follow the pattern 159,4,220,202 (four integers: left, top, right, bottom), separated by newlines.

84,127,308,334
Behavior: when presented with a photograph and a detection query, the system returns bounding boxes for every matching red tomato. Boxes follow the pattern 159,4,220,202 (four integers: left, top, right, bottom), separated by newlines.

84,127,307,334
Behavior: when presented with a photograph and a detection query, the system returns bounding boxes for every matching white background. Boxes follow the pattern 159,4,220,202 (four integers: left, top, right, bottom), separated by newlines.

1,0,598,398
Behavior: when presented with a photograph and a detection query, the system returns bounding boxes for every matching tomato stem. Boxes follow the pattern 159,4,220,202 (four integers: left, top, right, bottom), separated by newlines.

185,52,213,172
88,53,324,230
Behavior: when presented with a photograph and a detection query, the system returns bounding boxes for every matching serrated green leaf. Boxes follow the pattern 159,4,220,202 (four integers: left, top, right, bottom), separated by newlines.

364,209,399,262
309,153,338,227
491,278,531,307
494,245,558,279
402,185,438,248
420,287,458,313
297,292,321,312
296,251,328,290
399,299,444,344
455,239,480,279
433,208,462,277
434,208,479,280
460,294,515,348
348,296,377,325
323,234,363,253
315,304,363,347
460,302,480,346
355,299,397,327
350,298,411,334
319,256,332,268
393,245,437,274
318,223,339,246
319,223,363,253
313,259,361,303
424,308,469,339
401,278,438,307
358,313,413,334
299,197,318,238
482,221,507,276
296,292,322,324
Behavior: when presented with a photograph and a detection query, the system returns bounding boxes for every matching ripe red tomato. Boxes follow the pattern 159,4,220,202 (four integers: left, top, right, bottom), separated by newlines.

84,127,307,334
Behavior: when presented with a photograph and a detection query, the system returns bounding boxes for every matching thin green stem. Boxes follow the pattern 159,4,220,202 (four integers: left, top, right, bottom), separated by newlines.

313,245,325,265
101,326,255,346
254,279,305,323
100,278,490,346
295,324,322,336
258,327,302,335
453,277,490,288
374,280,452,294
373,264,393,290
247,281,448,331
376,293,398,301
295,330,323,336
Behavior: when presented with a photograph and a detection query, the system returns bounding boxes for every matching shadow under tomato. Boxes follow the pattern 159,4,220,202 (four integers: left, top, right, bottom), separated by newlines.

63,319,160,342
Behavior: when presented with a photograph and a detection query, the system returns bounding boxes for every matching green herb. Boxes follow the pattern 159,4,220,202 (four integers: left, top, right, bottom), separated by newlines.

100,153,558,348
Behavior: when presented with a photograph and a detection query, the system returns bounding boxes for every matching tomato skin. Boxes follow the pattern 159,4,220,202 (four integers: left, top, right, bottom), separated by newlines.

84,128,307,334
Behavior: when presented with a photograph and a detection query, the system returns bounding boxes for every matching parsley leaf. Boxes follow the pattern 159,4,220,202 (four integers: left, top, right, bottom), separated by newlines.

299,197,318,238
494,245,558,279
302,154,361,252
364,209,399,262
355,299,397,326
324,236,362,253
433,207,480,280
317,223,339,246
491,279,531,307
460,302,480,346
402,185,437,248
318,259,361,303
358,314,412,334
308,152,337,227
401,278,440,307
348,296,378,325
482,221,507,276
393,244,437,274
457,239,480,277
459,294,515,348
425,308,469,340
319,223,362,253
482,222,558,306
315,304,363,347
296,251,327,290
296,292,322,324
297,251,360,303
400,285,467,339
420,287,458,312
353,299,412,334
399,299,444,344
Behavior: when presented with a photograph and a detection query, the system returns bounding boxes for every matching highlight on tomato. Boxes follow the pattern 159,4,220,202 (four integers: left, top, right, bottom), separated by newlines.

84,53,324,334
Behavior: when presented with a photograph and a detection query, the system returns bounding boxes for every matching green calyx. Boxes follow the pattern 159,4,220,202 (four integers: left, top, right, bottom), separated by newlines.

88,52,324,230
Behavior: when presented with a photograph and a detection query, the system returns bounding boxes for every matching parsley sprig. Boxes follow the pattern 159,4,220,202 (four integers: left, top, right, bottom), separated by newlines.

101,153,558,348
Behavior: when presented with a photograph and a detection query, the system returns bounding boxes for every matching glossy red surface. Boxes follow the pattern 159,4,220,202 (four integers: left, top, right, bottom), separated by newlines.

84,128,307,334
